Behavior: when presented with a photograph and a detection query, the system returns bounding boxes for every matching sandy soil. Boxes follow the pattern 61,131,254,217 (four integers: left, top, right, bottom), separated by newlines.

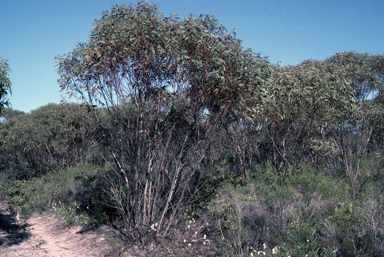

0,201,126,257
0,201,214,257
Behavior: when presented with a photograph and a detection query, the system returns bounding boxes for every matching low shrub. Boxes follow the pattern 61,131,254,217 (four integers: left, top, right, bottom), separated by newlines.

4,163,118,227
205,162,384,256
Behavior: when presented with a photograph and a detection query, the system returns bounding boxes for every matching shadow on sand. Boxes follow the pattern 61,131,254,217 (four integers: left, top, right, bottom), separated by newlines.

0,201,29,247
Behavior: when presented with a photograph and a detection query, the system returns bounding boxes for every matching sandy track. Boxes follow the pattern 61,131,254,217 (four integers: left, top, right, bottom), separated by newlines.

0,201,210,257
0,201,124,257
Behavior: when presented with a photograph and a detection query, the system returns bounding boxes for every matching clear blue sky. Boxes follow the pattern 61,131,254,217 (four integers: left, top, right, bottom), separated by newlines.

1,0,383,113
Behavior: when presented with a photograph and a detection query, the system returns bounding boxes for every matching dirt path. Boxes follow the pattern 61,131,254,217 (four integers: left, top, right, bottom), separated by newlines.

0,201,125,257
0,201,213,257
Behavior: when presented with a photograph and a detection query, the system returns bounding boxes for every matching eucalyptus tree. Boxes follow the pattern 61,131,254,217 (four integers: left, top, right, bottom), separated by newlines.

29,103,97,167
0,103,96,179
325,52,384,101
0,56,12,113
244,51,384,195
245,59,358,176
0,109,35,178
55,1,272,240
324,52,384,197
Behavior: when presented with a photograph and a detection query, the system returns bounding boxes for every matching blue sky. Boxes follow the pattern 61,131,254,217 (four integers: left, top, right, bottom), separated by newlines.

1,0,383,113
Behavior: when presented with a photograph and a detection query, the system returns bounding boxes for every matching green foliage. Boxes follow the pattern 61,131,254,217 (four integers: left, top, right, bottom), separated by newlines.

250,163,346,202
55,1,272,116
255,60,358,125
0,56,12,113
245,59,359,174
0,103,98,178
325,51,384,101
208,183,259,255
240,52,384,177
205,162,384,255
275,215,337,257
321,52,384,197
284,164,343,199
193,154,246,211
337,153,384,198
3,163,117,227
0,107,25,121
320,197,384,256
54,200,97,227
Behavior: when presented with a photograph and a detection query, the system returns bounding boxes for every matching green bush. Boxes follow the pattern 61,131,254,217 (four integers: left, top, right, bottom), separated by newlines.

275,213,337,257
208,183,262,255
321,197,384,256
0,104,97,179
53,200,97,227
4,163,118,227
206,162,381,256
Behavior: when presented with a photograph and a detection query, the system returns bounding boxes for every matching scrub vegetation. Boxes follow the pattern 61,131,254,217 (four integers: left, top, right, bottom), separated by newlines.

1,1,384,256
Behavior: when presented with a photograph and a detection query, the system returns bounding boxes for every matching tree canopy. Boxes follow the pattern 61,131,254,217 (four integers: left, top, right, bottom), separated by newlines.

0,56,12,113
55,1,272,118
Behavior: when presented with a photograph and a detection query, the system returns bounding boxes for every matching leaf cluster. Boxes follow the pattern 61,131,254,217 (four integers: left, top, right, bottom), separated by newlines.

0,56,12,113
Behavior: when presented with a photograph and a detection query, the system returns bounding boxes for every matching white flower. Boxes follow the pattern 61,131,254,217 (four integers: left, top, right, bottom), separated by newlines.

195,231,198,235
263,243,267,249
184,239,186,243
203,234,206,240
188,225,190,229
272,247,278,254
